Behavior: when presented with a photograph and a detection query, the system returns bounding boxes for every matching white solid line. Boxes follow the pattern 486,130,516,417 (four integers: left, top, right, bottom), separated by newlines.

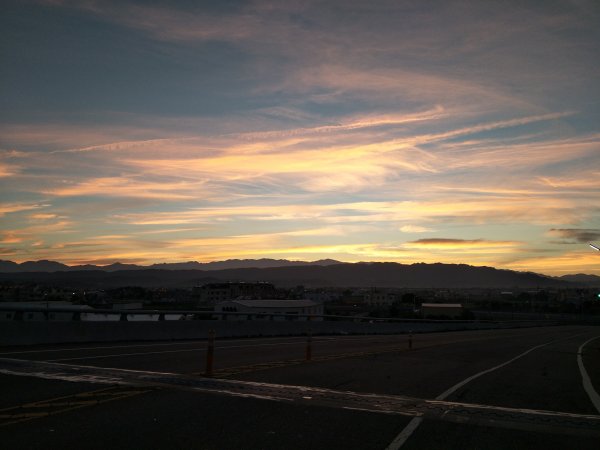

46,340,325,362
46,348,207,361
0,326,552,356
577,336,600,413
434,341,549,400
0,334,396,356
0,336,313,356
0,341,208,355
385,417,423,450
385,331,590,450
17,336,417,361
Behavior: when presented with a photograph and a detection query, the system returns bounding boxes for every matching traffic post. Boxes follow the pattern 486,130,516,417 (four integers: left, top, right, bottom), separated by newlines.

305,329,312,361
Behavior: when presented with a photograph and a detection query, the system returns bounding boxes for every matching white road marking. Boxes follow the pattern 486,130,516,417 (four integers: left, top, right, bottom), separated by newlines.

43,334,420,362
43,332,530,363
434,340,550,400
385,417,424,449
46,348,206,361
0,326,558,357
577,336,600,413
0,341,207,355
0,336,313,355
45,341,315,362
0,335,399,356
385,331,591,449
8,334,442,362
3,357,600,437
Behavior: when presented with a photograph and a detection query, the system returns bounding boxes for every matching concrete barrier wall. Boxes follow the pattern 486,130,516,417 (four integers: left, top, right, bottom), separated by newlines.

0,320,552,346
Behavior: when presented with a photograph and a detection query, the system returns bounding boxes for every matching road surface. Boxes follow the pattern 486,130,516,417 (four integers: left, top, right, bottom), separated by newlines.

1,325,599,449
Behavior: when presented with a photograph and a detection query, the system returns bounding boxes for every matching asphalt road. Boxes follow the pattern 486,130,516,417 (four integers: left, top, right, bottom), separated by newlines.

1,325,599,449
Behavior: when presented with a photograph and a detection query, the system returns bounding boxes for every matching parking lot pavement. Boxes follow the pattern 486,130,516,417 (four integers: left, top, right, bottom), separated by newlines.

1,325,598,449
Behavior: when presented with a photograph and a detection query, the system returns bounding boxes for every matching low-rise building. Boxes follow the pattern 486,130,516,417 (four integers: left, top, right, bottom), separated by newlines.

421,303,463,319
194,282,279,305
0,301,90,321
364,291,397,306
214,299,323,321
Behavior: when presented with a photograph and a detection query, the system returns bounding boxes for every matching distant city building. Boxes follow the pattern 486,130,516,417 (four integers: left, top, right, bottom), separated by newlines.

111,302,144,310
214,299,323,321
421,303,463,318
364,290,397,306
194,282,279,305
0,301,90,321
304,290,340,303
340,289,397,306
0,302,187,322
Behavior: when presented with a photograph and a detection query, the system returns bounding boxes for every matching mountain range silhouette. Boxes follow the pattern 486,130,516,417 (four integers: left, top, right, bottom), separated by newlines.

1,259,598,288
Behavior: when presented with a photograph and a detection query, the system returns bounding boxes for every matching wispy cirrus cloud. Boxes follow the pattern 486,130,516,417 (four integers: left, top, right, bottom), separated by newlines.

436,133,599,172
12,110,582,201
57,0,296,44
2,1,599,273
44,177,207,200
0,203,47,217
0,220,74,257
0,162,19,178
112,195,585,229
405,238,520,248
0,247,18,256
399,225,434,233
2,107,596,271
29,213,59,220
538,169,600,191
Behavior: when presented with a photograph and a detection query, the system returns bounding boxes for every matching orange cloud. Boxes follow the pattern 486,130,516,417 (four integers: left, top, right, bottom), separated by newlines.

399,225,434,233
0,162,18,177
405,238,520,249
29,213,59,220
0,232,25,244
0,203,46,216
45,177,206,200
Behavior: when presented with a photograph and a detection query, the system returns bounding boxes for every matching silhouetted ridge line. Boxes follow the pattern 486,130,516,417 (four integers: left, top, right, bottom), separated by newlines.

0,260,583,288
0,258,342,273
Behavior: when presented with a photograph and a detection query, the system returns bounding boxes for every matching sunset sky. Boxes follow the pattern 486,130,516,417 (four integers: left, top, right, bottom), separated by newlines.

1,0,599,275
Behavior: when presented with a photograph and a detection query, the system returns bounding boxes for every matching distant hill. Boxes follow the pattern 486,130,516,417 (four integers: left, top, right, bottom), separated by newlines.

0,258,342,273
558,273,600,287
15,260,70,272
0,261,575,289
0,260,19,272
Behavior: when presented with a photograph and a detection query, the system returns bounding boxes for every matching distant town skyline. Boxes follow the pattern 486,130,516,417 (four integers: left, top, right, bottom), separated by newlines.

1,0,599,275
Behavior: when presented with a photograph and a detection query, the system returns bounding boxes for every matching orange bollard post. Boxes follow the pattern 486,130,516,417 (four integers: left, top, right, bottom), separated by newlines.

305,329,312,361
205,329,216,377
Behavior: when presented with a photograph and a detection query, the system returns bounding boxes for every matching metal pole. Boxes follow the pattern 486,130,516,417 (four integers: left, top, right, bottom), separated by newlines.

205,329,216,377
305,329,312,361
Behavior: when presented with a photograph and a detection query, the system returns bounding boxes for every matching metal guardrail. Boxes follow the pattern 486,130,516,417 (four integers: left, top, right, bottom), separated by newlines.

0,304,561,324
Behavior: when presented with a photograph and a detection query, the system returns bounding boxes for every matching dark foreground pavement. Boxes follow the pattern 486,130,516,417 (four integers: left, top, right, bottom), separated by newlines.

1,325,599,449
